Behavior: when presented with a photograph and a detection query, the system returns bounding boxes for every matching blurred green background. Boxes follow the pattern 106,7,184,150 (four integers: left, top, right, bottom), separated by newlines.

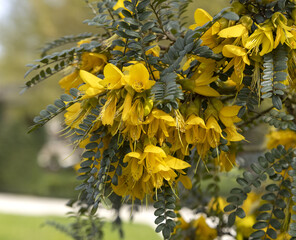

0,0,228,198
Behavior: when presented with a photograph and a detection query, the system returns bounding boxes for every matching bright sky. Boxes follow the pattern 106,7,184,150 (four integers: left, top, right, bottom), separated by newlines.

0,0,11,20
0,0,12,57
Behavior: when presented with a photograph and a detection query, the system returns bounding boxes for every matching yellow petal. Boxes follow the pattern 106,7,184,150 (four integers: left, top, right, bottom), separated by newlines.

103,63,124,89
220,106,241,117
124,152,141,161
218,24,247,38
144,145,166,158
222,45,247,58
152,109,175,123
194,85,220,97
79,70,103,89
194,8,213,26
166,156,191,170
178,175,192,189
186,115,206,128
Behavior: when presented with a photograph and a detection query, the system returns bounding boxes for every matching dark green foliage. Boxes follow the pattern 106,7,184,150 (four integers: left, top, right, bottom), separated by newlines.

225,145,294,233
261,44,288,110
28,89,81,133
262,109,296,131
288,150,296,237
45,214,104,240
153,185,177,239
236,66,259,117
41,32,94,57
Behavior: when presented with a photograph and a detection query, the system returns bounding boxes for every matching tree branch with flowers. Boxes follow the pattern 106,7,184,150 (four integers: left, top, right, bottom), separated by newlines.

24,0,296,239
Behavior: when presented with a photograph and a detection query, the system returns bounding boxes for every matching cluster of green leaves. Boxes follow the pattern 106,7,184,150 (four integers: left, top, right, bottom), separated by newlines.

29,89,80,133
41,32,94,57
153,185,177,240
288,156,296,237
236,65,259,118
225,145,296,239
261,109,296,131
46,214,104,240
261,44,288,110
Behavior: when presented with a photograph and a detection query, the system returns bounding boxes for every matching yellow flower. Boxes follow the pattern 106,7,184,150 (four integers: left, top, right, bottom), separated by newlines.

215,150,236,171
185,114,207,144
113,0,132,18
222,45,250,84
145,43,160,57
236,216,256,240
218,24,249,45
144,109,176,145
193,216,218,240
208,197,227,213
190,65,220,97
244,21,274,56
124,63,155,92
80,53,107,73
59,70,83,92
224,125,245,142
100,94,118,125
112,145,190,199
189,8,220,49
79,70,105,99
206,116,223,148
103,63,125,90
123,152,143,181
219,105,242,127
267,129,296,149
64,102,84,128
140,145,190,188
272,12,294,48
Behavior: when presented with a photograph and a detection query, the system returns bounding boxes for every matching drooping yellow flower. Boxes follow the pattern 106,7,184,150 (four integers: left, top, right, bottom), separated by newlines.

123,152,143,181
145,109,176,145
80,53,108,73
215,150,236,171
224,125,245,142
208,197,227,213
244,21,274,56
222,45,250,84
267,129,296,149
189,8,220,49
103,63,125,90
272,12,295,49
190,66,220,97
193,216,218,240
185,114,207,144
100,94,118,125
140,145,190,188
218,24,249,45
219,105,242,127
79,70,105,99
59,70,83,92
112,145,190,199
64,102,84,129
206,116,223,148
124,63,155,92
127,98,145,125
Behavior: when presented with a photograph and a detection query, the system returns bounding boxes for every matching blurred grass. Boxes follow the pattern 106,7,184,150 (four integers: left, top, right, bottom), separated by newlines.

0,214,161,240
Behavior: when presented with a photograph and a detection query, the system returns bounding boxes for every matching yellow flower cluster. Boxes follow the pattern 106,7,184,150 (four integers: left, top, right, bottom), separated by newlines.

186,3,296,88
56,1,285,201
175,215,217,240
267,129,296,149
